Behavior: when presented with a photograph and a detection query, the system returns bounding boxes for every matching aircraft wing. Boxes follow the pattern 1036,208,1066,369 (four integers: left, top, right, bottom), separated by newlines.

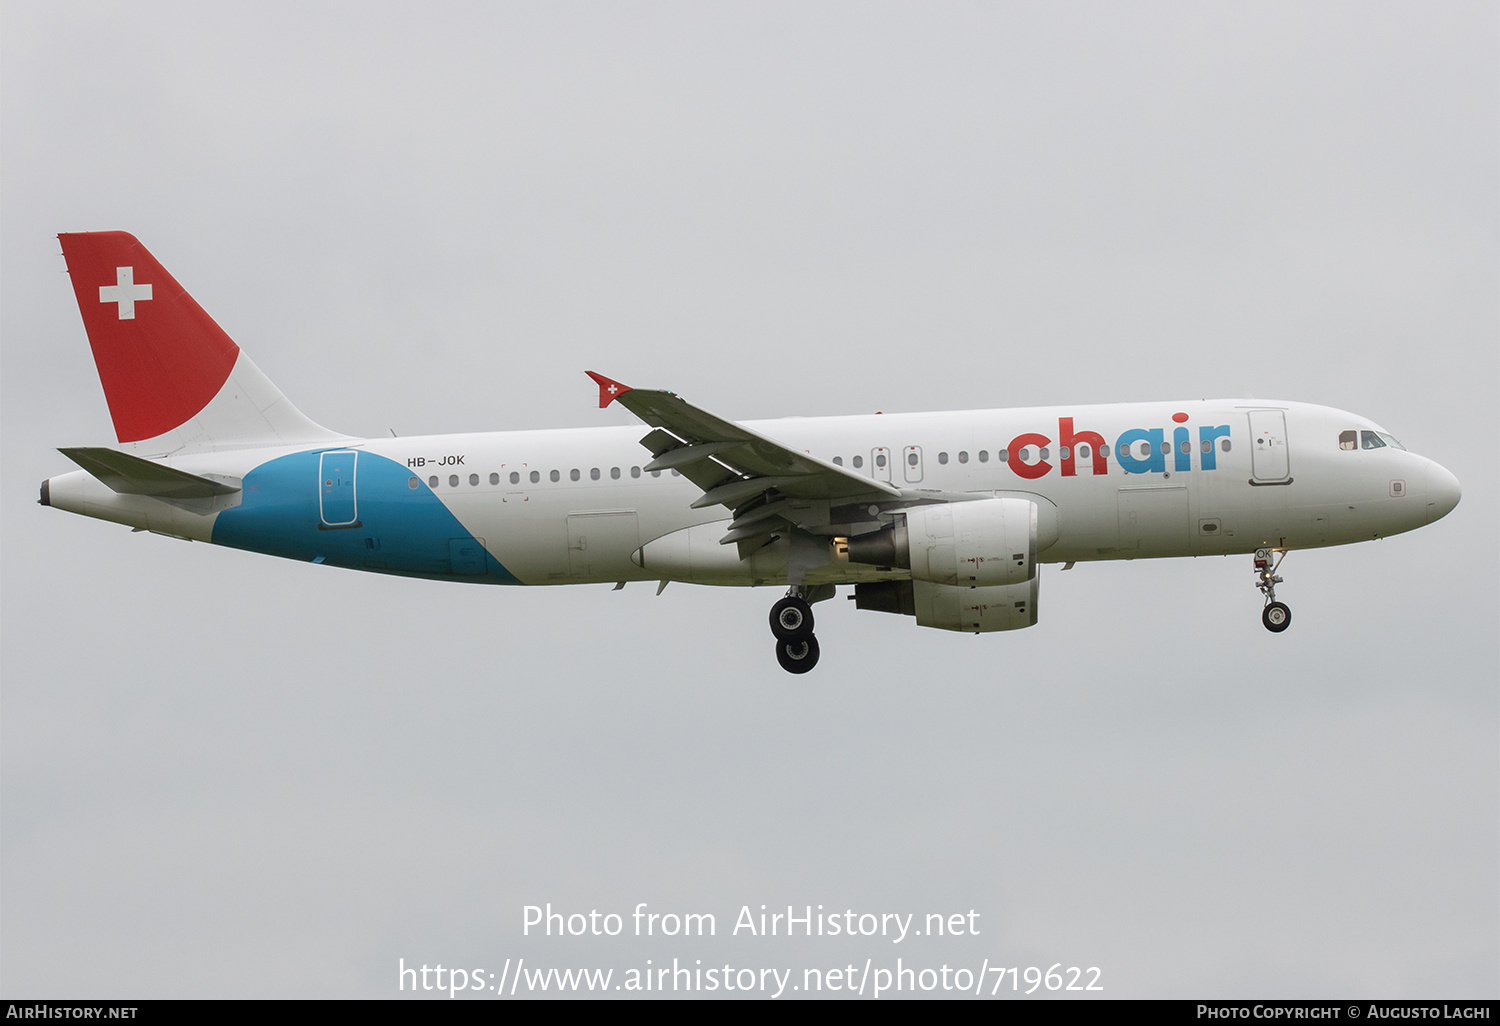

588,372,900,552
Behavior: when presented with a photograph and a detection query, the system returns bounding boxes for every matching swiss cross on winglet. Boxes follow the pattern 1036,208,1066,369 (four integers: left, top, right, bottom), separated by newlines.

586,371,632,408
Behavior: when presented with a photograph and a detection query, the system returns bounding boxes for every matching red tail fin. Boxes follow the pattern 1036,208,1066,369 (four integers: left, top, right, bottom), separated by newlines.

58,232,342,453
60,232,238,443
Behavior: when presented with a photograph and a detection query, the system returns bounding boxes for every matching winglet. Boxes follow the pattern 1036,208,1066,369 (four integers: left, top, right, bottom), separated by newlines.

586,371,633,408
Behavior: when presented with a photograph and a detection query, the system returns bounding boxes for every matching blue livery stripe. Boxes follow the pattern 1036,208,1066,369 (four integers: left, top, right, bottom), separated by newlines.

211,450,521,584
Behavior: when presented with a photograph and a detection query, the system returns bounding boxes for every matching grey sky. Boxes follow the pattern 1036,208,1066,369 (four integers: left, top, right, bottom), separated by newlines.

2,1,1495,998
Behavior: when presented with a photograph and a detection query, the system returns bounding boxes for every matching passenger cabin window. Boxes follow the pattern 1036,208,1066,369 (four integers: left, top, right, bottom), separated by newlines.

833,456,843,466
489,473,500,485
958,451,969,464
937,452,948,465
631,466,641,478
978,450,989,463
409,476,420,489
529,471,540,484
1339,430,1358,450
591,468,601,480
550,470,560,482
570,469,581,481
469,474,479,486
429,475,439,487
449,475,459,487
510,472,520,484
610,467,620,479
853,455,864,469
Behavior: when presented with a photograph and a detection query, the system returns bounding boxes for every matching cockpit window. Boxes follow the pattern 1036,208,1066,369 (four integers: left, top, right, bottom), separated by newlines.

1361,430,1385,449
1339,430,1357,450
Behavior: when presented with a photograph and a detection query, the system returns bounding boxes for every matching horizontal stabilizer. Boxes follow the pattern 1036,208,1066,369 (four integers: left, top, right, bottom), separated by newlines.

59,447,240,498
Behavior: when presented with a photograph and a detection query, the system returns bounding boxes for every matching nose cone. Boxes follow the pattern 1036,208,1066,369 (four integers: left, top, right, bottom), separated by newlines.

1425,461,1461,524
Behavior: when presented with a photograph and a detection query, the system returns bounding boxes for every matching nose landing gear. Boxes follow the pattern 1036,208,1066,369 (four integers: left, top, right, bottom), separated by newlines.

1262,601,1291,631
769,586,831,673
1254,548,1292,633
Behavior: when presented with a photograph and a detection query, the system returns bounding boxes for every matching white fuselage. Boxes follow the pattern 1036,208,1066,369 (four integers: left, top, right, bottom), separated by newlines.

44,398,1460,588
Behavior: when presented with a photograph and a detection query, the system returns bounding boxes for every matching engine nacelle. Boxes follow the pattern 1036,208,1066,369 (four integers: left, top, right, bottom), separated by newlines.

913,577,1039,632
846,496,1038,586
853,575,1040,633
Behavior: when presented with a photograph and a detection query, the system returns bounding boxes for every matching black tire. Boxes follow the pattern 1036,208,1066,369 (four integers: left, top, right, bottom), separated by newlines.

769,596,814,641
1262,601,1292,633
776,634,820,674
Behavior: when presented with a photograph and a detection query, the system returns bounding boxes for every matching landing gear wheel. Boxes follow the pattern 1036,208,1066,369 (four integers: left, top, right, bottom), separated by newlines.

776,634,820,674
1262,601,1291,633
769,596,814,641
1252,549,1292,633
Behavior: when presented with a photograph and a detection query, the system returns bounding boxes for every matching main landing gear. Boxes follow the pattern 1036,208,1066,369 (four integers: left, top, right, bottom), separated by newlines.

1254,547,1292,633
770,588,825,673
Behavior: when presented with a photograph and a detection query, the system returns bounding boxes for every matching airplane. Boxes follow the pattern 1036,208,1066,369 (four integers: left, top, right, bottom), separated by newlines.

40,231,1462,673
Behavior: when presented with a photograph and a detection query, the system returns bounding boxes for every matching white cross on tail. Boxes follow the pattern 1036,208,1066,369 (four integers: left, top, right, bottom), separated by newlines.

99,266,152,319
